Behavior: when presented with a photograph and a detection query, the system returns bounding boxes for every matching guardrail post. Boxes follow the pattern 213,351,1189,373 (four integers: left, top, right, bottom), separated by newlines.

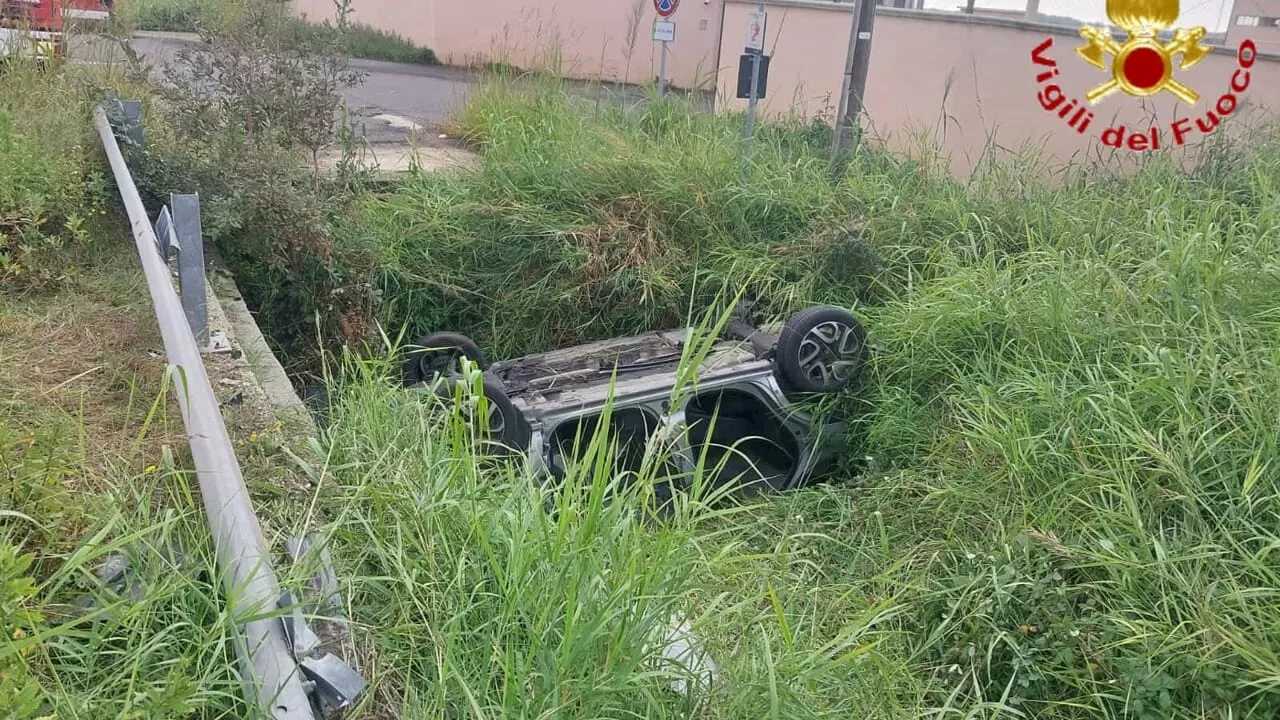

171,193,209,347
154,205,176,261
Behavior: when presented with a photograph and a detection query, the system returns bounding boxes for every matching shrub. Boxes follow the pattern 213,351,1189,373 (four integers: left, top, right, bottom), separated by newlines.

286,18,438,65
131,0,376,354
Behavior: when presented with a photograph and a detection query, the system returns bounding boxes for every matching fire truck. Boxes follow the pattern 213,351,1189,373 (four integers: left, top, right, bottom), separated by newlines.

1,0,112,62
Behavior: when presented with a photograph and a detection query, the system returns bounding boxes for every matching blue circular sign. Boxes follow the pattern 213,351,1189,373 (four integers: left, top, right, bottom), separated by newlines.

654,0,679,18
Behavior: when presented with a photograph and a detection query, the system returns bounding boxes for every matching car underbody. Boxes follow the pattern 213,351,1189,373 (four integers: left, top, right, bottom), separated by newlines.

403,304,867,499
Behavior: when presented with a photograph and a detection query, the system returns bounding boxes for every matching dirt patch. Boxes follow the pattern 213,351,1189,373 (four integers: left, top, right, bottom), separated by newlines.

0,235,315,501
0,246,181,468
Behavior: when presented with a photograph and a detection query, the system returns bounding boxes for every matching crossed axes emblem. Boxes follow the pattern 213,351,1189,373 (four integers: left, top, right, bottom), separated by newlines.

1075,0,1211,106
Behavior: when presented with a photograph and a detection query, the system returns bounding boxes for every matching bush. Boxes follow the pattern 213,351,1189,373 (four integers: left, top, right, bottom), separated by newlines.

286,18,438,65
128,0,438,65
131,0,376,354
127,0,220,32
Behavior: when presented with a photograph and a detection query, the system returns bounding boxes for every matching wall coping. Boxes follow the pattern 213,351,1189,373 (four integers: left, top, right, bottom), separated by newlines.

723,0,1280,62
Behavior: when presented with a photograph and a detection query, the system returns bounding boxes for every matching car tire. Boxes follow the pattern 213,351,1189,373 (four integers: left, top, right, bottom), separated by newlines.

773,306,866,394
402,331,488,386
434,375,530,455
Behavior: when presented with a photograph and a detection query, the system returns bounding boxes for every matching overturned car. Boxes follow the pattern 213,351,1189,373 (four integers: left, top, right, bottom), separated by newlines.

401,305,867,495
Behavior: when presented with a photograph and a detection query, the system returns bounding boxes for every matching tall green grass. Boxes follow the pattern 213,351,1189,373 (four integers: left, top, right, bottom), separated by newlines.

335,75,880,361
301,72,1280,717
318,337,910,718
0,58,294,718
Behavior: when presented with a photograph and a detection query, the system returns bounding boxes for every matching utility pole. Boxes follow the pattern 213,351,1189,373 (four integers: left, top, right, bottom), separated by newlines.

1025,0,1040,18
831,0,877,161
742,2,765,178
965,0,976,13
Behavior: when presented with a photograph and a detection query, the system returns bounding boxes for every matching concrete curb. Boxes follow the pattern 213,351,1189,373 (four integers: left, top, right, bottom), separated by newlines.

205,259,318,439
131,30,202,43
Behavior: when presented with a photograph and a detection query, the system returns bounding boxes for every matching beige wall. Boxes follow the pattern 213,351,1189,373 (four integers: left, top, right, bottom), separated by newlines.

293,0,1280,176
716,0,852,121
1228,0,1280,55
719,2,1280,175
293,0,726,89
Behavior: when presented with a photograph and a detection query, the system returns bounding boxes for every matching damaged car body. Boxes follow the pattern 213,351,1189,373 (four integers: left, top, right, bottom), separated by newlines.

401,304,867,496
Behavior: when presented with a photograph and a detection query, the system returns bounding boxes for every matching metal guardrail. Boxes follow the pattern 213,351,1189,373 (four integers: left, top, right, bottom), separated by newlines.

93,102,364,719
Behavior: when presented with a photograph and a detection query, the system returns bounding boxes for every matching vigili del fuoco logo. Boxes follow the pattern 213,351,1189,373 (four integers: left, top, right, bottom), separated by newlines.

1031,0,1258,151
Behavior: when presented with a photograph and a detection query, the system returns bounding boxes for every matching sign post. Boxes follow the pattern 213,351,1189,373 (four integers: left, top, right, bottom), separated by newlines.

742,4,767,178
654,0,680,97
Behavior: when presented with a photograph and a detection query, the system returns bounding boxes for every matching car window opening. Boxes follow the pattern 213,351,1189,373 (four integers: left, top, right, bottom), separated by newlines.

686,389,800,492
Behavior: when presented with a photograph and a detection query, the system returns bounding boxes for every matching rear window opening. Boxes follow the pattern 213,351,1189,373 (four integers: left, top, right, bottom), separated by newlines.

685,389,800,492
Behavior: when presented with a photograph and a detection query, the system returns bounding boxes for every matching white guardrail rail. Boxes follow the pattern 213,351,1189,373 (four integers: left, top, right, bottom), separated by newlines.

93,101,364,720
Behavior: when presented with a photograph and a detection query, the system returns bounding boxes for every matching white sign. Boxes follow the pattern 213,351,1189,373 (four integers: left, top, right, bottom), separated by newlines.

654,20,676,43
745,9,767,53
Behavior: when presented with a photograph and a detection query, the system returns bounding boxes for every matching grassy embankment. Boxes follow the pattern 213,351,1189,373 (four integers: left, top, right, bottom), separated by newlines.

303,75,1280,718
1,55,321,718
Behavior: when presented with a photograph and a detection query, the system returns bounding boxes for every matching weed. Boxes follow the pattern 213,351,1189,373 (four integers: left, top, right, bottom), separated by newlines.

0,60,110,290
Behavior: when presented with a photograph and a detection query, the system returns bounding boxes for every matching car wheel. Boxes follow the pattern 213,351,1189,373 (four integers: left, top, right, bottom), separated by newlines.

773,306,866,394
434,375,530,455
402,331,487,386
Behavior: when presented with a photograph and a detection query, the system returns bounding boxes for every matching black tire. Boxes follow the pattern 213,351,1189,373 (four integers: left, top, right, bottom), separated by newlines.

401,332,487,386
433,375,530,455
773,306,866,394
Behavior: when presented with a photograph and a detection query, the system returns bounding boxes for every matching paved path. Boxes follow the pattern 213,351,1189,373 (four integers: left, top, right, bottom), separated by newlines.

72,32,478,169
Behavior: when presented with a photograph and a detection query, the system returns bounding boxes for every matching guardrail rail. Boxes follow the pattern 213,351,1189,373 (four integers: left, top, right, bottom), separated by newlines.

93,100,364,720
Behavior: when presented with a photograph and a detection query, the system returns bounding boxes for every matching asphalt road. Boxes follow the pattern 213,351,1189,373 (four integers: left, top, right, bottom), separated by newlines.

75,32,475,146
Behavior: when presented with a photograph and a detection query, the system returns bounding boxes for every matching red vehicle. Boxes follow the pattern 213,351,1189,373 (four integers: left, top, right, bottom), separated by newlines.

1,0,111,62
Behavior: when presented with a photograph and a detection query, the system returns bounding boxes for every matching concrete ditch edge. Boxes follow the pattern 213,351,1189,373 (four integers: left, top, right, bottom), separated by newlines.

205,258,318,440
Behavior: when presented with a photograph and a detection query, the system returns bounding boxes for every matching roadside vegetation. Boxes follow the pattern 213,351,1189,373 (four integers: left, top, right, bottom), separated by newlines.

121,0,438,65
5,5,1280,718
304,78,1280,717
0,57,251,718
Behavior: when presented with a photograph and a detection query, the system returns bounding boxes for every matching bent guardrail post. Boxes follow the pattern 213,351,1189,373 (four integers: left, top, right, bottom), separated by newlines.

93,104,317,720
171,193,209,347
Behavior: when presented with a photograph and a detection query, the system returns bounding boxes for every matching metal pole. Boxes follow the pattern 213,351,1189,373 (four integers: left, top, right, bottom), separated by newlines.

965,0,976,13
659,39,668,97
92,105,316,720
1025,0,1039,18
832,0,876,160
742,2,765,179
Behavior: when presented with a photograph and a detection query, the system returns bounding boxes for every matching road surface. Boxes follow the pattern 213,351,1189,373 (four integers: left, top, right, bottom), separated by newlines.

73,31,476,151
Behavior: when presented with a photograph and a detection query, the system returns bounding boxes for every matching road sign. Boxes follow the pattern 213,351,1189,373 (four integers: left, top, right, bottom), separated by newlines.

654,0,679,18
736,54,770,99
745,9,767,54
653,20,675,43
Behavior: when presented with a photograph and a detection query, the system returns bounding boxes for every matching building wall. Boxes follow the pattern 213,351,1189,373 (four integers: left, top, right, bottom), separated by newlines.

716,0,853,121
292,0,1280,176
718,2,1280,175
1227,0,1280,55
